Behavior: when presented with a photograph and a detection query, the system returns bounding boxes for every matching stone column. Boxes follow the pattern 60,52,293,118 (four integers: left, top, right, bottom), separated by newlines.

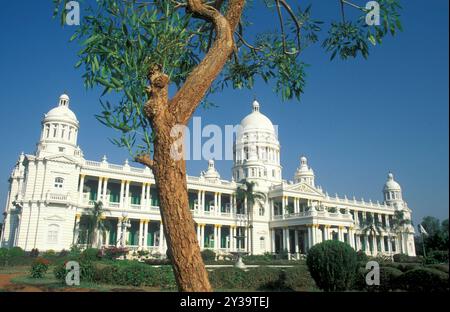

294,229,299,254
380,235,386,253
201,191,206,212
271,228,276,253
73,213,81,245
159,222,165,253
102,178,108,204
213,225,218,250
78,174,85,203
97,177,103,202
196,223,201,244
285,228,290,253
143,220,149,249
217,225,222,249
147,184,152,208
307,226,312,251
120,180,125,208
125,181,130,209
230,226,235,251
117,217,122,247
323,225,329,241
140,183,146,209
338,226,344,242
218,193,222,213
200,224,205,249
281,196,286,219
138,219,144,249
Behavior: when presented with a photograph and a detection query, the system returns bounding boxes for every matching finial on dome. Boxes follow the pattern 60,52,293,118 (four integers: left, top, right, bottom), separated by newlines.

58,93,70,107
252,99,260,112
208,159,215,168
300,156,307,165
388,172,394,180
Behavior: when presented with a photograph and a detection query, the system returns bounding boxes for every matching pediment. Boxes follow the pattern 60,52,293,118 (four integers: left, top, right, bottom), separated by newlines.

286,182,324,197
44,154,79,164
44,215,65,222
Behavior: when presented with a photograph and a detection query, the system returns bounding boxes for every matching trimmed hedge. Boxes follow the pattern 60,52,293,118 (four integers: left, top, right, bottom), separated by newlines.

307,240,358,291
393,253,421,263
208,266,317,291
395,268,449,292
424,250,449,264
201,250,216,261
282,265,318,291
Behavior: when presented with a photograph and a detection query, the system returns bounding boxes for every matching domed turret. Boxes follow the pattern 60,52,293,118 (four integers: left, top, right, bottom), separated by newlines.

232,99,282,184
36,93,83,158
383,172,404,207
294,156,315,186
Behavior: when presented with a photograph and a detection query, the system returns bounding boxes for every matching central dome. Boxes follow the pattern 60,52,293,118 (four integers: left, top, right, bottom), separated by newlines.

240,100,275,133
44,94,78,124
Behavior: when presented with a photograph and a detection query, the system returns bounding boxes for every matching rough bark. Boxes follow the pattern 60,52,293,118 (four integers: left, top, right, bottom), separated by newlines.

135,0,245,292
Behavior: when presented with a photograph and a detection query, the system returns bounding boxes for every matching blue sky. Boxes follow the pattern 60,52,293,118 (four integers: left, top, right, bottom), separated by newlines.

0,1,448,226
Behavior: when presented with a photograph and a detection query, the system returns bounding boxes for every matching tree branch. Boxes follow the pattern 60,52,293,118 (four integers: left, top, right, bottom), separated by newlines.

169,0,245,125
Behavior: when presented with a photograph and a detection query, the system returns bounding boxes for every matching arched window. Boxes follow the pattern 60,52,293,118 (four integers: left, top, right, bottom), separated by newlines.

259,206,265,216
259,237,265,249
47,224,59,244
54,177,64,188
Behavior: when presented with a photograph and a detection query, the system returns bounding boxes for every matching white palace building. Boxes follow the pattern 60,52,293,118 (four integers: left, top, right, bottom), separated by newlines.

0,94,416,257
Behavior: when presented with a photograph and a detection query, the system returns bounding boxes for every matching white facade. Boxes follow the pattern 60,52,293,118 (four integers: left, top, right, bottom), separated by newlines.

0,94,416,257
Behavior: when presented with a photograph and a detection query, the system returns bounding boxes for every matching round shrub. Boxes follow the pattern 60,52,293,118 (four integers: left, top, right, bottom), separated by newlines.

201,249,216,261
396,268,449,292
30,257,50,278
306,240,358,291
283,265,318,291
356,250,369,263
81,248,100,261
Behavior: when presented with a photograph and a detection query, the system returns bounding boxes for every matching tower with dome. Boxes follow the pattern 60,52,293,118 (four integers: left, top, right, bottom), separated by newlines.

0,94,416,257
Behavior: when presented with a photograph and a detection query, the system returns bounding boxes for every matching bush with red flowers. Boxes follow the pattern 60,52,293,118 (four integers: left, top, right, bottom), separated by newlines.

30,257,51,278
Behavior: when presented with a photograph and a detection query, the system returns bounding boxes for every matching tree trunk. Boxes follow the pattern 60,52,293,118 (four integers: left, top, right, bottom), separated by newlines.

134,0,245,291
153,119,211,291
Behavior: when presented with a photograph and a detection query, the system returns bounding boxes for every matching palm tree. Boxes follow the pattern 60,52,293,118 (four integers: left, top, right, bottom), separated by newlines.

86,201,107,248
360,213,385,255
235,180,266,255
389,210,411,254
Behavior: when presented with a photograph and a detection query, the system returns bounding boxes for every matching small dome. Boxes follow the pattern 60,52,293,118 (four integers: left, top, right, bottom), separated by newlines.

240,100,275,133
44,94,78,123
384,172,401,191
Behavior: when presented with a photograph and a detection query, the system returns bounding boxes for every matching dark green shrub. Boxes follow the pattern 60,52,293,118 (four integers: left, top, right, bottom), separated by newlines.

382,262,421,272
243,253,275,263
424,250,449,264
30,257,51,278
53,259,96,283
371,267,403,292
356,250,368,263
396,268,449,292
244,267,282,290
119,262,150,286
201,249,216,261
81,248,100,261
306,240,358,291
426,263,449,273
393,253,421,263
208,267,246,289
283,265,318,291
8,247,25,257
